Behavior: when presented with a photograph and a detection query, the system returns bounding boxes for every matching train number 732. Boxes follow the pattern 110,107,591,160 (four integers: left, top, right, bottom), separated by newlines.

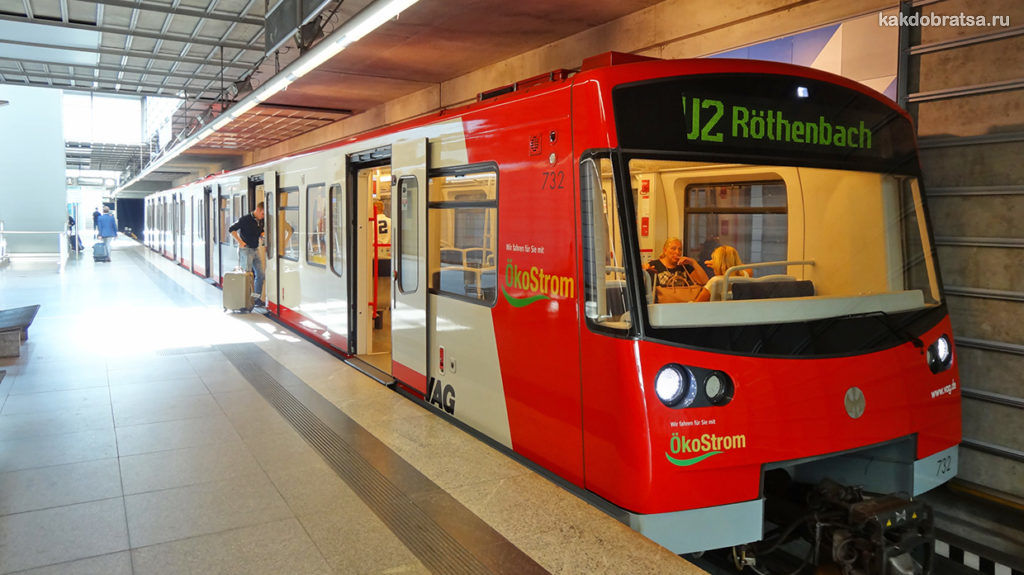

542,170,565,191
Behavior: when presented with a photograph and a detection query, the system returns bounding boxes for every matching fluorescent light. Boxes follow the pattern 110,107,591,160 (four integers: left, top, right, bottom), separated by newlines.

346,0,418,43
260,75,293,97
292,49,338,77
229,99,260,118
210,115,232,131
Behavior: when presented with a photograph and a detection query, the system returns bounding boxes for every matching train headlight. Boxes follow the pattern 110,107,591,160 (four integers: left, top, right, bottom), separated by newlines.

655,364,697,407
703,371,734,406
927,334,953,373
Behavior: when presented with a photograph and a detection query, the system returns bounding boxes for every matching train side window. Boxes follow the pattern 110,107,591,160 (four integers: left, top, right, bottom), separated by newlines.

278,188,299,261
396,176,418,294
582,156,631,331
306,183,327,267
427,166,497,306
899,178,939,304
329,184,343,276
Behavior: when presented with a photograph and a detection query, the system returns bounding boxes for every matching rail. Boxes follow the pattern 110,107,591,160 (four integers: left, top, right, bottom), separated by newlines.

0,229,69,260
723,259,815,291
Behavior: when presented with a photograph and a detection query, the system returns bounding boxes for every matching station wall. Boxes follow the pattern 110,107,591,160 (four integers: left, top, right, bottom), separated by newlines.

909,0,1024,500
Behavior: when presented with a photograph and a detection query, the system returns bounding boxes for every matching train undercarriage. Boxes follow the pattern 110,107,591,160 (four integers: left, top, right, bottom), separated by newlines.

712,472,934,575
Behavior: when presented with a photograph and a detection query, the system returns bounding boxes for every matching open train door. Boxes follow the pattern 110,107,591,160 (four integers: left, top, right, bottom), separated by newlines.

263,170,278,313
391,138,429,394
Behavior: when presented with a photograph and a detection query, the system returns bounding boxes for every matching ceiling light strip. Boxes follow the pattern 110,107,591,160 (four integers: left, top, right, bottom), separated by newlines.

114,0,420,197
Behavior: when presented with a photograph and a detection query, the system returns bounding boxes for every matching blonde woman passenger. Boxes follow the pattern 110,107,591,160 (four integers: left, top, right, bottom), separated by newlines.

696,245,753,302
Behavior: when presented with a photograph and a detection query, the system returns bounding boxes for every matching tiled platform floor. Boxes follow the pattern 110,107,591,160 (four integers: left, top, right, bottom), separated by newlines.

0,239,704,575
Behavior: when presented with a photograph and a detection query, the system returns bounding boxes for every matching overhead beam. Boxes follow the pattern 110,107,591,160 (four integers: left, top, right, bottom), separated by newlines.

0,72,217,97
78,0,264,26
0,14,262,52
0,37,257,69
0,76,221,100
0,55,226,82
257,102,354,115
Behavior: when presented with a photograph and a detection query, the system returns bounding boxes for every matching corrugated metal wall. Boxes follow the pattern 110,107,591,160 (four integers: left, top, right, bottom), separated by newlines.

905,0,1024,499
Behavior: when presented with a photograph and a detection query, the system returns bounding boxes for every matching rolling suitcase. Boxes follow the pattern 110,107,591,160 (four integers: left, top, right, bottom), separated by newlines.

223,269,254,312
93,241,111,262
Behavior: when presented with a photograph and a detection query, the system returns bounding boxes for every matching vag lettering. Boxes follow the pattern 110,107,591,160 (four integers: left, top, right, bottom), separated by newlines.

665,432,747,467
426,377,456,414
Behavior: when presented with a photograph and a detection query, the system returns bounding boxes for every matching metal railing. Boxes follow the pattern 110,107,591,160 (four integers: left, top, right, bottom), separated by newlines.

0,226,69,261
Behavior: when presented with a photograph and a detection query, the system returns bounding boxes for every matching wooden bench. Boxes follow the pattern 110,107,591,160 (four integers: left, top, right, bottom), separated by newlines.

0,305,40,358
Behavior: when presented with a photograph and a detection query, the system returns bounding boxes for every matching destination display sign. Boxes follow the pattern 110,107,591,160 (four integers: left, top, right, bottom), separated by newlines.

613,74,917,171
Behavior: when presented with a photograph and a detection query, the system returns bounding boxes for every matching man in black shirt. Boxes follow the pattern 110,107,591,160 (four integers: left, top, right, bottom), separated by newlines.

228,202,266,306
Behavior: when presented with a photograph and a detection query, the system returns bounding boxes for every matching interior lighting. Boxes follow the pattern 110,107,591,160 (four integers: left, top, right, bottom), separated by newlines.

113,0,420,197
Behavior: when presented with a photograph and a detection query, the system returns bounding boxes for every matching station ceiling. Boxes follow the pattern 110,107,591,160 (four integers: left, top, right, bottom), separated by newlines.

0,0,664,196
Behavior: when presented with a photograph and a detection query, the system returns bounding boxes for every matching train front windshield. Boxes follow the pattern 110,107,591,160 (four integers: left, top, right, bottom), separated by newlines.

582,72,945,355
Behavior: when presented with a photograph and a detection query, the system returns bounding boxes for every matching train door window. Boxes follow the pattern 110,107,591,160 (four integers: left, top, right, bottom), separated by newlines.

395,176,418,294
329,184,343,276
684,180,787,276
219,196,229,244
278,188,299,261
582,156,631,331
197,198,204,241
232,195,243,245
306,183,327,267
265,192,274,260
427,166,497,305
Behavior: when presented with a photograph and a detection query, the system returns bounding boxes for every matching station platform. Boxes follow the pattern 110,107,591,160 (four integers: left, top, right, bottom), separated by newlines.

0,239,705,574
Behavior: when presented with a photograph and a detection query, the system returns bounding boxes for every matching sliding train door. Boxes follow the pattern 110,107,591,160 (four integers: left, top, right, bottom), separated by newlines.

391,138,428,393
347,154,392,370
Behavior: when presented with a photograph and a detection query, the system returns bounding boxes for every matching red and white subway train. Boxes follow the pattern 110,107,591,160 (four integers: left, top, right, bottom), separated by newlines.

146,52,961,573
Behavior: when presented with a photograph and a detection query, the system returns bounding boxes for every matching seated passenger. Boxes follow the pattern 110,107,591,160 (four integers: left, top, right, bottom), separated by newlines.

643,237,709,302
696,245,753,302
